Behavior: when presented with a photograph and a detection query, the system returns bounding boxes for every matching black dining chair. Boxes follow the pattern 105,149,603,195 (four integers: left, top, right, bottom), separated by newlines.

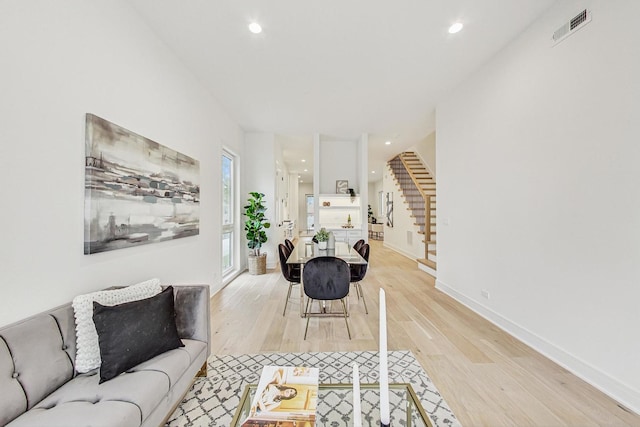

350,243,370,314
302,257,351,340
278,244,300,316
284,238,295,252
353,239,365,252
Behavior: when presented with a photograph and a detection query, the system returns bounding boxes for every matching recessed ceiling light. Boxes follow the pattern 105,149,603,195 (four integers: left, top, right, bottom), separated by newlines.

301,159,306,163
448,22,463,34
385,141,391,145
249,22,262,34
371,171,376,174
304,169,308,172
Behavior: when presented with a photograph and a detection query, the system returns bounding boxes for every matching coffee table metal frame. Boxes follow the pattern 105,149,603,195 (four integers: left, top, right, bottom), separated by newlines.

230,382,433,427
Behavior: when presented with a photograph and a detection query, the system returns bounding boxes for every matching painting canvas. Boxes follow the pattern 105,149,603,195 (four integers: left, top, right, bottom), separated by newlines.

84,114,200,254
335,180,349,194
386,192,393,227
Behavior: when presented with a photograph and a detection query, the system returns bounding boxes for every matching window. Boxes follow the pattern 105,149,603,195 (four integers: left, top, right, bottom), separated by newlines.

222,151,235,275
306,194,314,232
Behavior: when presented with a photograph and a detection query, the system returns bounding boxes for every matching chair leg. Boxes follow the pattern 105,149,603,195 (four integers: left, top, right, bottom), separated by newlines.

341,299,351,339
354,282,361,298
357,282,368,314
283,282,294,316
304,298,313,340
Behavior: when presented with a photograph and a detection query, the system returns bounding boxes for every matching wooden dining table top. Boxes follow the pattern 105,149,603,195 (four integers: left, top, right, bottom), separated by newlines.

286,242,367,265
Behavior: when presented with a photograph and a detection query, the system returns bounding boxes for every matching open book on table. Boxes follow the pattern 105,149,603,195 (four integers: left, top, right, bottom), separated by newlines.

241,366,319,427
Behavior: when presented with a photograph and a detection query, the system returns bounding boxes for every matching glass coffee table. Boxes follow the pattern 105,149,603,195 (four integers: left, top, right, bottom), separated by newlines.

231,382,434,427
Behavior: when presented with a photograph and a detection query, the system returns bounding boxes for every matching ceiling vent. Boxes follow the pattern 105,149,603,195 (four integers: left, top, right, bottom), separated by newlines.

553,9,591,45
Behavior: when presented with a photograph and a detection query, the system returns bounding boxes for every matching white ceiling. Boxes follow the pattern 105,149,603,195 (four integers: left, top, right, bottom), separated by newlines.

130,0,558,183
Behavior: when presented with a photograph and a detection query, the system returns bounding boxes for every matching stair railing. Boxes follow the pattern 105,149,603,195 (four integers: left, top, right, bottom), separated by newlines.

398,153,433,260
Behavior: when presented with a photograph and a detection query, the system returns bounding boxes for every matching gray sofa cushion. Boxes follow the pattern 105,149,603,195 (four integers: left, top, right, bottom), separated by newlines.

6,401,141,427
0,315,74,425
0,338,26,426
130,340,202,388
23,370,167,426
6,339,206,427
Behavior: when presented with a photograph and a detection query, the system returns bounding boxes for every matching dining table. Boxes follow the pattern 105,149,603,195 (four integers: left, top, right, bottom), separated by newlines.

286,241,367,317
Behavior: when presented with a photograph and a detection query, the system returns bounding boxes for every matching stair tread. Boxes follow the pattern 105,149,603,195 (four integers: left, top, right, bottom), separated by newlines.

391,153,438,265
417,258,437,269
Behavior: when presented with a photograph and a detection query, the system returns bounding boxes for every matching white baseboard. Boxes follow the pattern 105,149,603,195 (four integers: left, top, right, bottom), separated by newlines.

435,279,640,415
382,241,420,262
417,262,437,278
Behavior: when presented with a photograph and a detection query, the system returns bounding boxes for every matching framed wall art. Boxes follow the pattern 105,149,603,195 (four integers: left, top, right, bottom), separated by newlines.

386,192,394,227
335,180,349,194
84,114,200,254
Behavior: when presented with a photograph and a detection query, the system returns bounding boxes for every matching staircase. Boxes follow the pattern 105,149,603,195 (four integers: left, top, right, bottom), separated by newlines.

388,152,437,276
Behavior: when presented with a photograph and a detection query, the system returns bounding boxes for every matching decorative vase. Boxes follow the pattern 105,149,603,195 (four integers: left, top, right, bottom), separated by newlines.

248,253,267,275
318,241,327,250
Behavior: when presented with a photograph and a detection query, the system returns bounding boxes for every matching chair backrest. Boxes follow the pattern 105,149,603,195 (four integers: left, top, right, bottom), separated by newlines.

303,257,350,300
353,239,365,252
351,243,370,281
284,239,295,252
359,243,370,262
278,244,296,282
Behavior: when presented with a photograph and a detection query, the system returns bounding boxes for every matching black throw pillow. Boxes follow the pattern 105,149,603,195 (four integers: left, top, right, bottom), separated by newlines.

93,286,184,383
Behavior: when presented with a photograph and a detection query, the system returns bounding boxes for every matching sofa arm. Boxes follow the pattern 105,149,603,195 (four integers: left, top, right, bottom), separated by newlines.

170,285,210,357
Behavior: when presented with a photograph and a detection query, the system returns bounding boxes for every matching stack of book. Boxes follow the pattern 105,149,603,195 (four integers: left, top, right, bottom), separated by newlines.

242,366,319,427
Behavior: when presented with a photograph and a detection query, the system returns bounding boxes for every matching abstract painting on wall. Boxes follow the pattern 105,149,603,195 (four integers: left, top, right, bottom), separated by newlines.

84,114,200,254
386,192,393,228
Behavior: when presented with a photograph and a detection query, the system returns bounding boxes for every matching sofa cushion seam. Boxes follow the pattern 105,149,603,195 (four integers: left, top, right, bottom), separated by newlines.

48,313,75,378
0,334,29,414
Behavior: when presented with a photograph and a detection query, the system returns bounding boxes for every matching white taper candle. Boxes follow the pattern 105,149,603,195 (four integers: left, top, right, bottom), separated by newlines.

379,288,390,425
353,363,362,427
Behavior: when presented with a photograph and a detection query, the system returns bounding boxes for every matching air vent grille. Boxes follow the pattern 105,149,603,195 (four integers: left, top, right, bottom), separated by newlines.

553,9,591,45
570,9,588,30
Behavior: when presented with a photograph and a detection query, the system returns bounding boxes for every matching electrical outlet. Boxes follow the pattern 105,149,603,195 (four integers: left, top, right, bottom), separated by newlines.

481,289,490,299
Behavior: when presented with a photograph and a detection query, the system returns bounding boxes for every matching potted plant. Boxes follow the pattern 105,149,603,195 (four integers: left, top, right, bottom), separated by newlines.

244,192,271,275
314,227,330,250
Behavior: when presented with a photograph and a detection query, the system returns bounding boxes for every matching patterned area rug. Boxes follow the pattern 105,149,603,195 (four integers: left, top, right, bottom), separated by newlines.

168,350,461,427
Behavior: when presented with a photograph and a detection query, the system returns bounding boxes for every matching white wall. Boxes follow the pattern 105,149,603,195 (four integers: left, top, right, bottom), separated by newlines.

382,169,425,260
436,0,640,412
0,1,243,327
318,139,360,194
410,131,436,178
244,133,278,269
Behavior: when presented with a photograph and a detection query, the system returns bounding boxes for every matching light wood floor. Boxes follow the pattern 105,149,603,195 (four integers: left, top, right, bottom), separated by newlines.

210,239,639,426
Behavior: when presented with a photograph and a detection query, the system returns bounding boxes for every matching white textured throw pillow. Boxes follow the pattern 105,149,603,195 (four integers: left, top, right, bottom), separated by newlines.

72,278,162,373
